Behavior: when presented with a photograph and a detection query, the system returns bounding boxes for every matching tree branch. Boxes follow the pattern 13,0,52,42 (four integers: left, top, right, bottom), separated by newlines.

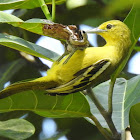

108,78,115,115
86,87,120,139
89,115,112,140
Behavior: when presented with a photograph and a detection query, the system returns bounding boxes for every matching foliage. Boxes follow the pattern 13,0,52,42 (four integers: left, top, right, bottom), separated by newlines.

0,119,35,140
0,0,140,139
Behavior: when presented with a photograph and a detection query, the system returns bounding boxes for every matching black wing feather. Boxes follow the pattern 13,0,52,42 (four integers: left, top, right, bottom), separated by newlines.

46,59,110,94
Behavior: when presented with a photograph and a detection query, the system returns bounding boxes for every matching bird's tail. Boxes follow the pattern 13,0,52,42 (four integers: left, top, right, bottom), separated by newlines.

0,76,59,99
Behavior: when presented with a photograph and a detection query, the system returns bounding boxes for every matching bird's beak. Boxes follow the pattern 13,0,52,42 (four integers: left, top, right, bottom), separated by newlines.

86,27,107,33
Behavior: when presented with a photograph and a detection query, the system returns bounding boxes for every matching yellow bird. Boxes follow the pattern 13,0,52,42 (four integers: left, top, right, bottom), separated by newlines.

0,20,131,99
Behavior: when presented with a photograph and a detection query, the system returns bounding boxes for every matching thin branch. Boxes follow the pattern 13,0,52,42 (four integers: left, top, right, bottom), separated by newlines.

89,115,112,140
108,78,115,115
87,88,107,115
38,0,52,20
86,88,120,139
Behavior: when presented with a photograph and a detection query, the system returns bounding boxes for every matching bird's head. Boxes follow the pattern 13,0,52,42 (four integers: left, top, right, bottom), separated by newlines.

86,20,131,46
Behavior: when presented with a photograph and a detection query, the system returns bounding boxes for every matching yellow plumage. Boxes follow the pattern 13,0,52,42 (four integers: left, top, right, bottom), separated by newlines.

0,20,131,98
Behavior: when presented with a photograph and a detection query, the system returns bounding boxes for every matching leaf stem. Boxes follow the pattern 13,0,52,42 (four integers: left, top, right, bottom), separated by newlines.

52,0,56,21
87,88,120,139
38,0,52,20
87,88,107,114
108,78,115,115
89,115,112,140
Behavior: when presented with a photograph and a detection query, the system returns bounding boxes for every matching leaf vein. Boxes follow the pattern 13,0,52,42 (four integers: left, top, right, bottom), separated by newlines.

51,95,58,110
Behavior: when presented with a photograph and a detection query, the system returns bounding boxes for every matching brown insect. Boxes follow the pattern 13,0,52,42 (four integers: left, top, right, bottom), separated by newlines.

42,22,89,64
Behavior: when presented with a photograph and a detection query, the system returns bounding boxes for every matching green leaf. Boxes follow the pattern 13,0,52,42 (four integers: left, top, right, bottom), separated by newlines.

86,76,140,131
0,0,66,10
124,3,140,43
0,11,23,24
0,11,52,36
0,33,59,61
0,59,26,90
86,78,126,131
0,119,35,140
0,11,68,40
0,91,91,118
130,103,140,140
18,18,54,36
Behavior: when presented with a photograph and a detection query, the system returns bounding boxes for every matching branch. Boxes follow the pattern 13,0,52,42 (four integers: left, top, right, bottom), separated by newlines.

108,78,115,115
89,115,112,140
86,88,120,139
86,88,107,115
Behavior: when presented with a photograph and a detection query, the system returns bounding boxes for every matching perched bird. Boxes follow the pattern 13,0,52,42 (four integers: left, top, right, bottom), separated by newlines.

0,20,131,99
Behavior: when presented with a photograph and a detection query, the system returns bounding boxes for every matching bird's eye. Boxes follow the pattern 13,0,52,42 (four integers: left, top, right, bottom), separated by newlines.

82,31,86,34
106,24,113,29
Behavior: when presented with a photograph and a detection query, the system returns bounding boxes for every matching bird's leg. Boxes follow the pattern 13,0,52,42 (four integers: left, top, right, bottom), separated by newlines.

63,47,77,64
56,50,69,62
56,43,69,62
57,30,89,64
63,46,87,64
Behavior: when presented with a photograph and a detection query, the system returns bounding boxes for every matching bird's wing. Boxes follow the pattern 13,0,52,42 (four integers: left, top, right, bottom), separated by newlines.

46,59,111,94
